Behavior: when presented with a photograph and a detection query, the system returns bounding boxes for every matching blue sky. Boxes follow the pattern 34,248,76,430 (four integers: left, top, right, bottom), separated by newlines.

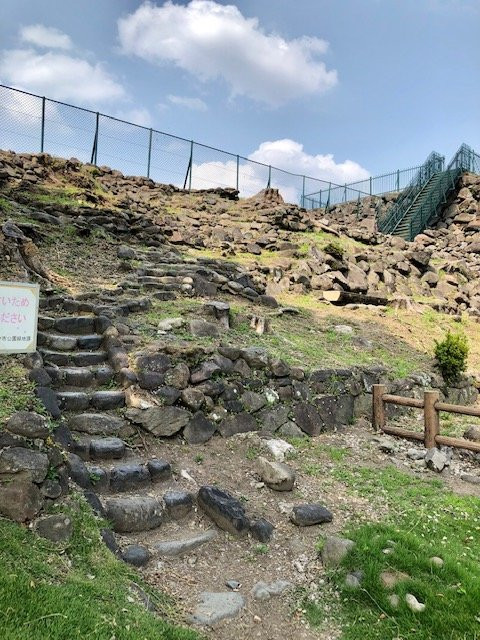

0,0,479,194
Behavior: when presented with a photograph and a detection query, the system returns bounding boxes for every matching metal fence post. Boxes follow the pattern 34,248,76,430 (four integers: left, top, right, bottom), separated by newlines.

396,169,400,191
91,112,99,165
267,165,272,188
147,128,153,178
236,155,239,191
40,96,46,153
188,141,193,191
302,175,306,205
369,176,372,195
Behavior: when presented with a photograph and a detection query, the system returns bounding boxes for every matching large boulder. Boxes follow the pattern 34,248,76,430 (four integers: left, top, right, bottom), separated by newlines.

125,406,190,436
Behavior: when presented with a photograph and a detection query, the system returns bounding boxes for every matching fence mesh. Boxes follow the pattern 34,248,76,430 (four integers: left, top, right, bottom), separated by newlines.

2,83,471,207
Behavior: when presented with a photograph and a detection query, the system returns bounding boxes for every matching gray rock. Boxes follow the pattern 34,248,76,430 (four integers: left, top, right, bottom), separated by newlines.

241,391,266,413
90,437,126,460
197,485,250,535
407,448,425,460
164,363,190,389
278,421,306,439
125,406,191,436
0,447,49,483
0,477,43,522
183,412,216,444
257,405,290,433
190,361,221,384
181,387,205,411
218,412,257,437
105,496,163,533
147,459,172,481
110,464,151,492
249,517,274,542
240,347,269,369
190,592,245,626
157,317,184,332
425,447,450,472
190,319,221,337
270,359,290,377
252,580,292,601
136,353,171,373
293,402,325,436
291,504,333,526
464,425,480,442
345,571,363,588
154,530,217,557
163,490,194,520
256,457,296,491
67,453,91,489
321,535,355,567
225,580,241,590
6,412,49,439
68,413,125,436
122,545,150,567
35,514,73,543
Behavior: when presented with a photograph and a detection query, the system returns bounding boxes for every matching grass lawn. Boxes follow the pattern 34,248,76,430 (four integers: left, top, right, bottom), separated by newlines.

0,498,201,640
307,466,480,640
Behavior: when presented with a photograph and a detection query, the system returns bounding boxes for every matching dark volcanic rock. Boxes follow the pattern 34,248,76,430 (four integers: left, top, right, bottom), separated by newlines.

290,504,333,526
35,513,73,542
105,496,163,533
293,402,325,436
218,412,257,437
122,545,151,567
6,411,50,439
197,485,250,535
126,406,190,436
249,517,274,542
163,490,194,520
183,412,216,444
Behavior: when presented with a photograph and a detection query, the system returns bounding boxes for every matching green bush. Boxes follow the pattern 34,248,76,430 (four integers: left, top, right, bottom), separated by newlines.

323,240,344,260
434,331,468,384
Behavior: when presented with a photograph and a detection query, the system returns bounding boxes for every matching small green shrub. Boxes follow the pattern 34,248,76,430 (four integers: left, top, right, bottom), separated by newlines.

434,331,468,384
323,240,344,260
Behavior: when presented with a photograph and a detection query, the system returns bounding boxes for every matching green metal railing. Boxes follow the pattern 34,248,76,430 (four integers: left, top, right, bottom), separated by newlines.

377,144,479,241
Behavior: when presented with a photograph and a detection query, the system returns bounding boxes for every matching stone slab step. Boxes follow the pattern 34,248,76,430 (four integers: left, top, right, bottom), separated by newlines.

38,315,110,335
73,436,126,461
85,459,172,493
39,349,107,367
37,332,104,351
68,413,128,436
153,530,216,557
104,496,163,533
56,390,125,411
45,365,114,388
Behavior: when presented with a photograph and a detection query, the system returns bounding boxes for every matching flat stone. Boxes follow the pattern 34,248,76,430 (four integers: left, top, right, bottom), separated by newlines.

380,570,409,589
425,447,449,472
90,437,125,460
293,402,325,436
56,391,90,412
252,580,292,600
110,464,151,492
183,412,216,444
190,360,221,384
35,514,73,543
190,592,245,626
55,316,96,335
163,490,194,519
154,530,217,557
190,319,221,337
321,535,355,567
122,545,151,567
256,457,296,491
136,353,171,373
240,347,269,369
291,504,333,527
0,447,49,483
241,390,266,413
218,412,257,437
126,406,191,436
91,391,125,410
6,412,49,439
105,496,163,533
197,485,250,535
68,413,125,436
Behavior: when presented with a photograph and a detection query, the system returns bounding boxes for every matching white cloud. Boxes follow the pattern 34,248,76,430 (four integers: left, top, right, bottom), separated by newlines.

190,138,369,202
249,139,370,184
118,0,338,106
168,94,208,111
20,24,73,50
0,48,126,105
115,106,153,127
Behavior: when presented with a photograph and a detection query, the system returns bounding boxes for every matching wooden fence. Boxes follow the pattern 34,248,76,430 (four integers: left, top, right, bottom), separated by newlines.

372,384,480,453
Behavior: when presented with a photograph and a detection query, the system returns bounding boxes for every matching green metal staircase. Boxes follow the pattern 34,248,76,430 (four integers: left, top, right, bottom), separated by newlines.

377,144,480,241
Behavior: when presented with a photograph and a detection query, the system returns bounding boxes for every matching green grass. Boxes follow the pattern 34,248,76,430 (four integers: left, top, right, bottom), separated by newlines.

0,196,13,212
0,358,45,422
0,497,200,640
307,466,480,640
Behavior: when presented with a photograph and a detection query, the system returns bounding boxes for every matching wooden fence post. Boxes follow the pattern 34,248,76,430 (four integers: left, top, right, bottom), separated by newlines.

424,390,440,448
372,384,386,431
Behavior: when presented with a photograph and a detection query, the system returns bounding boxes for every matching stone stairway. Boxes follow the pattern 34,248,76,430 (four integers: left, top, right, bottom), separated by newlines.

34,308,217,566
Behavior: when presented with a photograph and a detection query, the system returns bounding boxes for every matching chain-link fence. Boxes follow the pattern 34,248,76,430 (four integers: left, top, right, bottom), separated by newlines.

1,83,428,207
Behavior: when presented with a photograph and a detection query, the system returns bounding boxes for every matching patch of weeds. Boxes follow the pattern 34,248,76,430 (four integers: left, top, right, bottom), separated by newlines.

310,465,480,640
246,446,260,461
0,358,45,422
253,543,269,555
0,196,13,212
302,462,323,477
315,444,350,463
194,454,204,465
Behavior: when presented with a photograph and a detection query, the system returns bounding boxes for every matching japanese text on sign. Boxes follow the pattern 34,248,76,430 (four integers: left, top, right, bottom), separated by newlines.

0,281,40,354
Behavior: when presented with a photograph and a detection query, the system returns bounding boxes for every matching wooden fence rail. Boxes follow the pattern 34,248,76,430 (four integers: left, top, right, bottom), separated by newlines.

372,384,480,453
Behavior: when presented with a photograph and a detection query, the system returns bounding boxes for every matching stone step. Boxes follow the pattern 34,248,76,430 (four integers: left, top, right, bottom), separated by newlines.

45,365,114,388
68,413,128,436
73,436,126,462
56,390,125,411
38,315,109,335
39,349,108,367
37,332,104,351
104,496,164,533
86,458,172,492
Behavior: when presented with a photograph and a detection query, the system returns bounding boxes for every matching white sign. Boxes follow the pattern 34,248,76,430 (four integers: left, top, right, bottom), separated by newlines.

0,281,40,354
